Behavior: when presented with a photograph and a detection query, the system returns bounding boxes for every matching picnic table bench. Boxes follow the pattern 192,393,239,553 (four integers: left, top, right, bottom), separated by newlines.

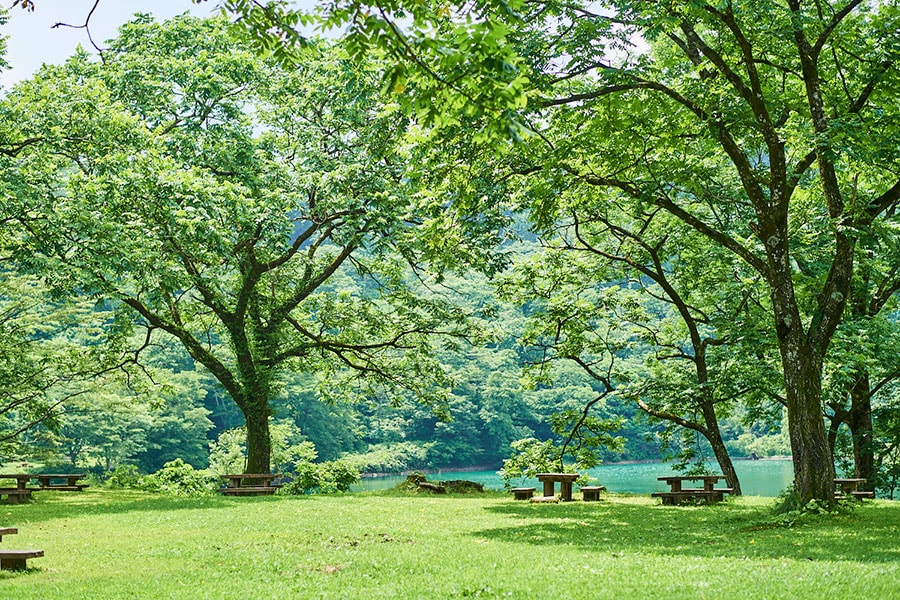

0,474,35,504
509,487,536,500
219,473,282,496
652,475,732,505
0,526,43,571
581,485,606,501
535,473,580,502
0,489,33,504
0,549,44,570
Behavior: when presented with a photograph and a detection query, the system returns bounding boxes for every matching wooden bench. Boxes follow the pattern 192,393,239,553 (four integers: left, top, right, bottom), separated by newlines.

509,487,535,500
0,489,32,505
836,490,875,501
581,486,606,501
0,549,44,571
0,527,18,541
219,486,280,496
651,490,726,505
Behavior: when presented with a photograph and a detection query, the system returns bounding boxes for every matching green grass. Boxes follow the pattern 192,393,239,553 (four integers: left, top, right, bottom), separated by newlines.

1,490,897,599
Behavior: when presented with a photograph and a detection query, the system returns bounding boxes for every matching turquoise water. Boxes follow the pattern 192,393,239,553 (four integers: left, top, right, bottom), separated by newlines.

355,458,795,497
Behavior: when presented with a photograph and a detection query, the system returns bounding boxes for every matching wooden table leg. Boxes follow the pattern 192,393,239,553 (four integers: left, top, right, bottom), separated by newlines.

560,481,573,502
542,481,555,497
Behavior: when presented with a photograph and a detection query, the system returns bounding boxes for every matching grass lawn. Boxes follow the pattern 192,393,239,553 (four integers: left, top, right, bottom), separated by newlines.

1,489,897,599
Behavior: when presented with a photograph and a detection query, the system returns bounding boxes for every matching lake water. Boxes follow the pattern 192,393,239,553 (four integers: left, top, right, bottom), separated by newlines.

354,458,796,497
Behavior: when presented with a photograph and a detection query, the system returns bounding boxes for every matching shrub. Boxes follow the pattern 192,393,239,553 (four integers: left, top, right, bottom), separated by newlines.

105,464,142,489
137,459,218,497
280,460,359,495
769,484,855,527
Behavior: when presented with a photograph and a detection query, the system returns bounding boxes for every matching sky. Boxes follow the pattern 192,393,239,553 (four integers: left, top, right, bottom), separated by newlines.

1,0,216,87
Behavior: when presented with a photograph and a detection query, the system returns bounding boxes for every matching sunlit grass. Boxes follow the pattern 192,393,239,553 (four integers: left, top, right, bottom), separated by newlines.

1,489,897,598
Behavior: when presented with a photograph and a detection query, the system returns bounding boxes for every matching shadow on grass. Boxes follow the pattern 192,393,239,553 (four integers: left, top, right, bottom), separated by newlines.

3,488,310,524
476,498,900,563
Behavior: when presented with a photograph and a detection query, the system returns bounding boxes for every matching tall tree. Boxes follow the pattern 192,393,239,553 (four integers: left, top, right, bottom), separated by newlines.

2,15,495,473
311,0,900,505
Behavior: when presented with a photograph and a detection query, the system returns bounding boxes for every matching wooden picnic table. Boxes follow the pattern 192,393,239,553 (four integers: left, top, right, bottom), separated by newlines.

219,473,282,496
835,478,874,500
0,474,32,491
653,475,733,505
34,474,88,491
0,474,36,504
657,475,725,492
535,473,580,502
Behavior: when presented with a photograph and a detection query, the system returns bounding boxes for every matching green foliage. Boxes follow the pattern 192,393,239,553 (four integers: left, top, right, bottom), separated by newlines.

208,420,316,475
0,272,123,450
104,464,142,489
872,394,900,499
136,459,218,497
206,428,247,475
280,459,359,495
341,441,433,474
498,438,567,485
769,485,856,527
2,13,496,473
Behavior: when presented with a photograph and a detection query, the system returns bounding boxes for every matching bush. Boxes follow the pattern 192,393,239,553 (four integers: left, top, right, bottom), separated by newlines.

137,459,218,497
280,460,359,495
105,464,142,489
769,484,855,527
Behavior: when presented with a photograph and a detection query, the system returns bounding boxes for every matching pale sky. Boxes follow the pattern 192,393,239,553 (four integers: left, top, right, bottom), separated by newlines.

1,0,322,88
1,1,218,88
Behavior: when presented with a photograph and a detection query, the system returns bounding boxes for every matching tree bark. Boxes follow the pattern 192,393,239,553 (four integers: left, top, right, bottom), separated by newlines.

848,373,875,486
702,405,742,496
782,344,835,504
243,401,272,474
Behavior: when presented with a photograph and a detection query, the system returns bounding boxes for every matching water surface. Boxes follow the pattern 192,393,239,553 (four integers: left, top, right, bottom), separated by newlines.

354,458,795,497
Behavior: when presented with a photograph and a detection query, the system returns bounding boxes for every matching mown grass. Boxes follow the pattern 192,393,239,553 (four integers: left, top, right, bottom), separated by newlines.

1,489,897,599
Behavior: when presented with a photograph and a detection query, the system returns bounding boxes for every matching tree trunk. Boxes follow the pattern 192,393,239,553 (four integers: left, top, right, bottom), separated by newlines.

243,402,271,474
783,346,835,504
848,373,875,487
703,409,742,496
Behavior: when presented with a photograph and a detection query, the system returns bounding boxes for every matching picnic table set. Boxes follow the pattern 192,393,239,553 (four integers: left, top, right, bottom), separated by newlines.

0,473,89,505
510,472,875,505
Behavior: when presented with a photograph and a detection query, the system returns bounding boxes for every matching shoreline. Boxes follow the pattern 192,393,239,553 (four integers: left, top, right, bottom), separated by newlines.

359,456,794,478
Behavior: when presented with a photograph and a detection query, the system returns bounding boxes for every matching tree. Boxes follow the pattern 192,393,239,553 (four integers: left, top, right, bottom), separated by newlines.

2,15,493,473
500,209,790,493
311,0,900,505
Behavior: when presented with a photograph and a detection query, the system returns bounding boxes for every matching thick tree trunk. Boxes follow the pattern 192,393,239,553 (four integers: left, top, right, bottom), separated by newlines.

848,373,875,487
783,346,835,504
243,402,272,474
